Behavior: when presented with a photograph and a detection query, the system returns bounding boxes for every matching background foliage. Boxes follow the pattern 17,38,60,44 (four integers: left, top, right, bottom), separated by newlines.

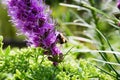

0,36,114,80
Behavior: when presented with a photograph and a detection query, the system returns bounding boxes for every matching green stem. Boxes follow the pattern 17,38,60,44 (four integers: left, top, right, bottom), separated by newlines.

94,65,116,78
89,0,108,62
80,1,119,22
96,29,120,63
64,46,74,57
89,0,98,27
106,37,120,63
88,0,120,76
99,52,119,75
99,52,112,71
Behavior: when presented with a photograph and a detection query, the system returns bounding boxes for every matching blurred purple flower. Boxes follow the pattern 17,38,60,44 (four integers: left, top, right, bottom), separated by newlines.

117,0,120,9
7,0,63,65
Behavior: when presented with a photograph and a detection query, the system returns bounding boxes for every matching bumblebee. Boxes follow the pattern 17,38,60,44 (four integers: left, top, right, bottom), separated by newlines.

57,33,67,44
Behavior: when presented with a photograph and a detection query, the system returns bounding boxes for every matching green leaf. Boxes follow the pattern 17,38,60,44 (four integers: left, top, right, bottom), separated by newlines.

5,46,10,57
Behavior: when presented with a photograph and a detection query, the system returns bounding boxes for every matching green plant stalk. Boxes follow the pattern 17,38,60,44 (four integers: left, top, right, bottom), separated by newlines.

106,37,120,63
96,18,120,80
89,0,109,67
96,29,120,63
80,1,119,23
89,1,109,63
99,52,119,76
98,52,112,70
88,0,120,77
94,65,116,78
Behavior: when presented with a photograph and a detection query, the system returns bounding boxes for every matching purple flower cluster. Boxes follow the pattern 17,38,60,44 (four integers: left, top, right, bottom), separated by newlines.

7,0,63,65
117,0,120,9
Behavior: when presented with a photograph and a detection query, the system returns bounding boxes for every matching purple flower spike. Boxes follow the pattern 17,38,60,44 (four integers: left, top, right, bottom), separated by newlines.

7,0,64,65
117,0,120,9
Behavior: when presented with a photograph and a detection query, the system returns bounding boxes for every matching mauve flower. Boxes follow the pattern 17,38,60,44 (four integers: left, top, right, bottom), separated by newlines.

51,45,62,55
117,0,120,9
7,0,64,65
